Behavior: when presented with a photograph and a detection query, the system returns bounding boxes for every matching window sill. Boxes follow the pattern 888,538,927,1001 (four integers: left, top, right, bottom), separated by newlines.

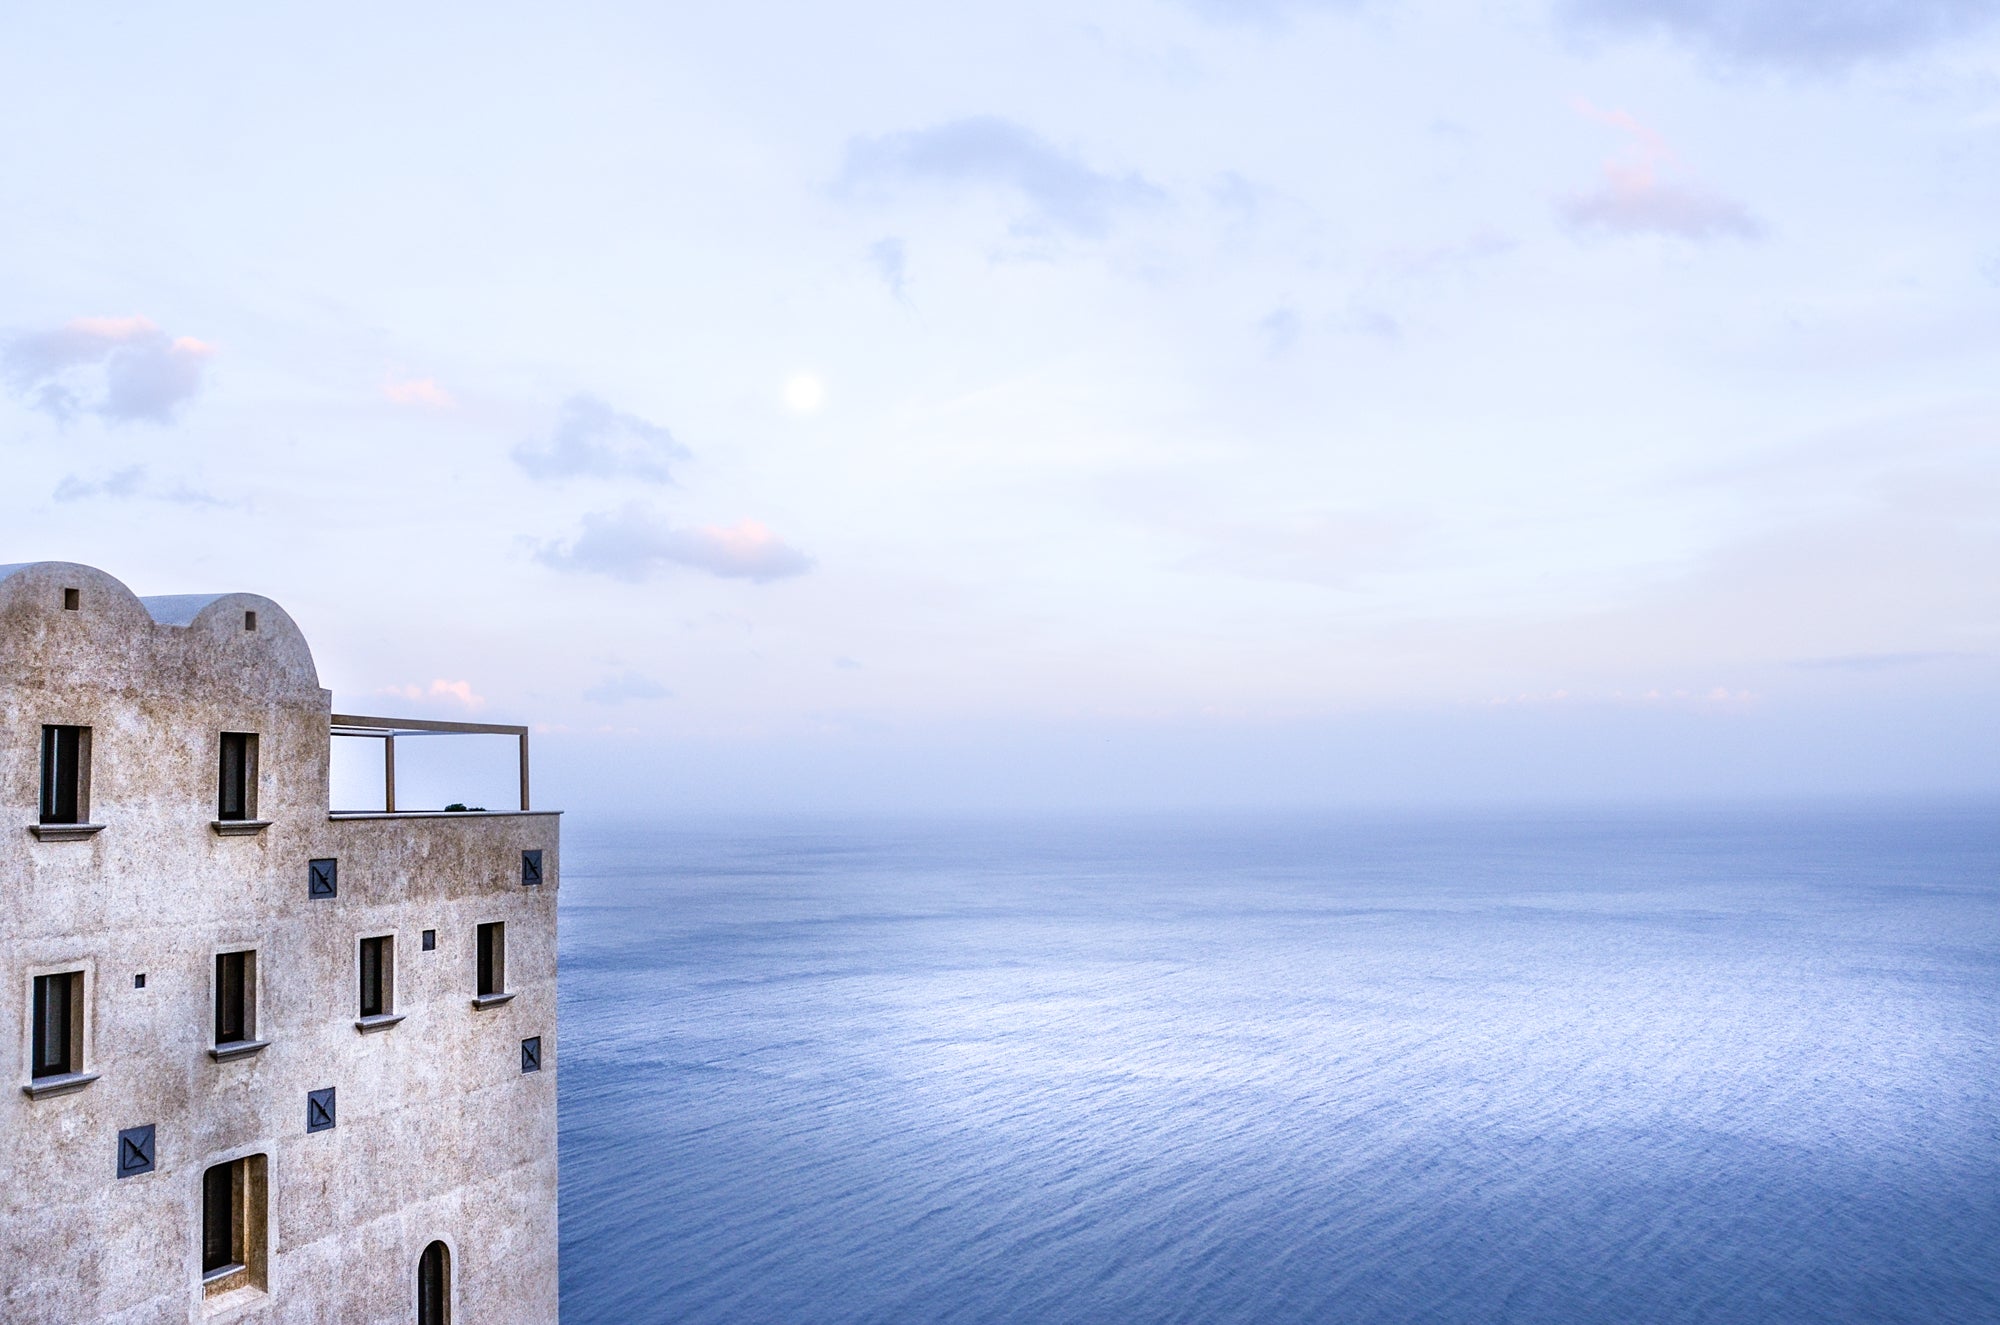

472,992,516,1009
28,822,105,841
354,1014,405,1034
208,1039,269,1061
21,1071,100,1098
201,1263,247,1288
210,819,271,837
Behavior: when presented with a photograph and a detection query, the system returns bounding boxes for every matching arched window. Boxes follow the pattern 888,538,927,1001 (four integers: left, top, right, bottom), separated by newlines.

418,1241,450,1325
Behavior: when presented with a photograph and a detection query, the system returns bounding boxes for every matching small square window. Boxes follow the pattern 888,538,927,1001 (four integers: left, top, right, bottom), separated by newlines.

521,850,543,886
62,588,79,611
422,929,436,951
243,610,258,631
521,1037,541,1073
134,973,146,990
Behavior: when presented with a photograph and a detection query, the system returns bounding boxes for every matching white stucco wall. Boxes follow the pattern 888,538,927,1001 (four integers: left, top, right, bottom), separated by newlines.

0,562,559,1324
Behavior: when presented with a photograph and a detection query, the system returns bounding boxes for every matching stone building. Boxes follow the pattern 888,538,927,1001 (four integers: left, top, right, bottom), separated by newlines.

0,561,559,1324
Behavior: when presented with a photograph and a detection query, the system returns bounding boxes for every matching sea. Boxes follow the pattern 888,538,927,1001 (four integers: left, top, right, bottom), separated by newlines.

555,805,2000,1324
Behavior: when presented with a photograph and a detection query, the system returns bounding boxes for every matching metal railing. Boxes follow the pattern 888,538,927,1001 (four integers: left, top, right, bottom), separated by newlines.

330,714,531,813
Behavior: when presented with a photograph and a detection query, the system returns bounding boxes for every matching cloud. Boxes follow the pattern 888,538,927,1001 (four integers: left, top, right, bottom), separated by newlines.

583,671,673,705
377,679,488,711
1177,0,1363,26
837,116,1166,238
868,237,908,299
53,467,147,501
384,376,454,408
52,465,224,507
1258,307,1301,358
1560,104,1762,241
1790,651,1974,672
536,504,815,584
1561,0,1996,70
2,315,214,423
513,394,687,483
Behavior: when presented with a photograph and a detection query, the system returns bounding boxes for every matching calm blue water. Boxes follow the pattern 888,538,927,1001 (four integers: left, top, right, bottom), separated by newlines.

556,806,2000,1324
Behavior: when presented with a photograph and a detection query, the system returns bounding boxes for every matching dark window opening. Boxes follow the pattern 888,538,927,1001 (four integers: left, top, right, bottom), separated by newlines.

202,1162,235,1273
62,587,79,610
359,936,392,1018
421,929,436,951
218,732,255,821
39,725,87,825
243,610,257,631
418,1240,451,1325
134,973,146,989
31,972,79,1078
199,1154,265,1286
215,951,252,1045
476,922,505,997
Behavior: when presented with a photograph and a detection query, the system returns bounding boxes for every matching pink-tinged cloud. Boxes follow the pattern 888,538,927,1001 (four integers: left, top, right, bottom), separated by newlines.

378,679,489,710
536,503,815,584
0,314,216,422
384,376,455,408
1560,103,1762,241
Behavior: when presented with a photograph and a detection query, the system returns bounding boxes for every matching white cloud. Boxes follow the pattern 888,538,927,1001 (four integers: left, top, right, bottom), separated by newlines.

377,679,488,711
1560,104,1761,241
513,395,687,483
1562,0,1997,70
384,376,455,408
2,315,214,423
583,671,673,704
536,504,815,584
837,116,1166,239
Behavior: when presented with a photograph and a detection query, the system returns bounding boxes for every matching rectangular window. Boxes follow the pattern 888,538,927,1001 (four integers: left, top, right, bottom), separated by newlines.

215,951,254,1045
476,923,505,997
200,1154,268,1292
38,725,89,825
217,732,257,821
31,972,81,1078
359,936,393,1019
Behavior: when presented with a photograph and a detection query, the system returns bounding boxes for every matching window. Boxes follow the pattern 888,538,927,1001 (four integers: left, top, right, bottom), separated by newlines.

243,610,257,631
359,936,394,1020
214,951,256,1047
218,733,257,821
476,923,505,998
32,972,81,1078
38,725,89,825
62,587,80,610
418,1241,451,1325
200,1154,268,1294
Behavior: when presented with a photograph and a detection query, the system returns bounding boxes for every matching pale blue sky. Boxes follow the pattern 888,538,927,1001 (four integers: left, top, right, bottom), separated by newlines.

3,1,1996,810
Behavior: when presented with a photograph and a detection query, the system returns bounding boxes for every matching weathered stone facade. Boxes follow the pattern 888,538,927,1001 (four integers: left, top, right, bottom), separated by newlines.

0,562,558,1324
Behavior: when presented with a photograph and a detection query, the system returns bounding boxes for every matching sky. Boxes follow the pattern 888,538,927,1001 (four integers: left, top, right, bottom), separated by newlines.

2,0,1997,812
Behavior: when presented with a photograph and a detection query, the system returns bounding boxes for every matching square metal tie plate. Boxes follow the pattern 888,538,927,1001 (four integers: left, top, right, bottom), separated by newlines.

117,1125,156,1179
308,858,338,899
307,1087,337,1134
